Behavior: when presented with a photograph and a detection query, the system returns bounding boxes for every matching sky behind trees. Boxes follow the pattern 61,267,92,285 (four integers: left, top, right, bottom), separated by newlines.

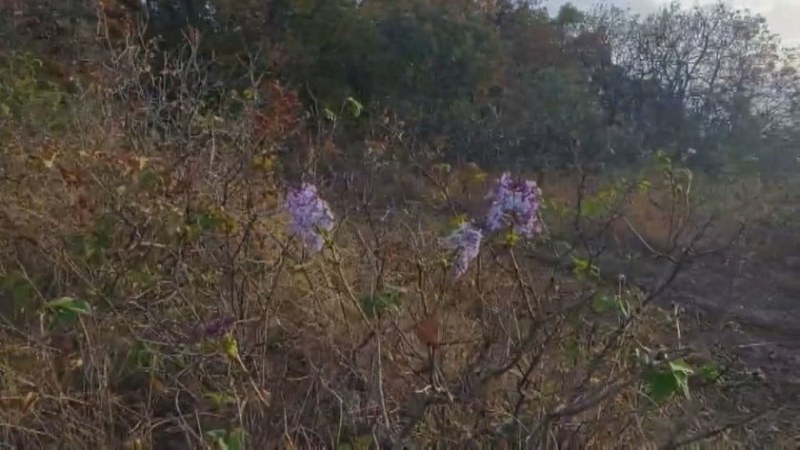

544,0,800,45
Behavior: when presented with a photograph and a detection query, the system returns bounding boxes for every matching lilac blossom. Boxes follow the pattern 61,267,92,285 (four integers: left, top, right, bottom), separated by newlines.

187,314,236,343
485,172,543,238
441,221,483,279
284,182,335,252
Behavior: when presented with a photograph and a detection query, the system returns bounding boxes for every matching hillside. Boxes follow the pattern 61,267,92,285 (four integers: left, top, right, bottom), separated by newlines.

1,1,799,448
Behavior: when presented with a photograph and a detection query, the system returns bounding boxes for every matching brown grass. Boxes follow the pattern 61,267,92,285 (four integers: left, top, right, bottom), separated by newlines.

0,14,784,450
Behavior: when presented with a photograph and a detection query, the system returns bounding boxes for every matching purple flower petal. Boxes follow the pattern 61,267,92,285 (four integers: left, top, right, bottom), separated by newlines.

441,221,483,279
284,183,335,252
187,314,236,342
485,172,542,238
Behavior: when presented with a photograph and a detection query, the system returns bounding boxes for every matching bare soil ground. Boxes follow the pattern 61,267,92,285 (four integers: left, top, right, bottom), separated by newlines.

637,222,800,445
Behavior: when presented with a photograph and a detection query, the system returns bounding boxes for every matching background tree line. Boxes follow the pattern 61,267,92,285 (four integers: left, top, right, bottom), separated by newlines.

5,0,799,174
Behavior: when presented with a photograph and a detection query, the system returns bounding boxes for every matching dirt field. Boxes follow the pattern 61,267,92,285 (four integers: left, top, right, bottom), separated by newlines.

633,221,800,445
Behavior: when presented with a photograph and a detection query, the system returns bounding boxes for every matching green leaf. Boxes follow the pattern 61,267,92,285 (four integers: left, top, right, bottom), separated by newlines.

206,428,244,450
204,391,237,410
698,362,721,383
12,279,33,303
579,197,605,219
221,333,239,362
571,256,600,280
669,359,694,376
47,296,91,314
669,359,694,399
90,229,111,252
360,289,402,319
642,359,694,403
504,230,519,247
591,293,617,314
448,213,468,231
46,296,92,329
196,212,219,232
126,339,149,371
1,275,36,314
345,96,363,118
643,369,678,403
591,293,630,318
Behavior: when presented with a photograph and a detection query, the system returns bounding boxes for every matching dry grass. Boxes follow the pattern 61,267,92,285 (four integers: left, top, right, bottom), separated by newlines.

1,13,790,450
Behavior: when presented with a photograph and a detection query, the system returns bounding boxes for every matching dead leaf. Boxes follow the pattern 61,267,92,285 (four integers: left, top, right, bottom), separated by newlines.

413,314,441,348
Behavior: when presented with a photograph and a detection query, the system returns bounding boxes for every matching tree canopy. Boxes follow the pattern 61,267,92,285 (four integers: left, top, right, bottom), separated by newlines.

7,0,799,173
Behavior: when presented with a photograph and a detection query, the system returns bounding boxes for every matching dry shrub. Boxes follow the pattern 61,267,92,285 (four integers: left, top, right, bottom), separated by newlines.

0,16,748,450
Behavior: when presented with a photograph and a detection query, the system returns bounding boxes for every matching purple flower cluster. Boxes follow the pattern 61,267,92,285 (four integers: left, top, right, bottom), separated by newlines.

284,183,335,252
440,172,544,279
485,172,543,237
280,173,542,280
440,221,483,279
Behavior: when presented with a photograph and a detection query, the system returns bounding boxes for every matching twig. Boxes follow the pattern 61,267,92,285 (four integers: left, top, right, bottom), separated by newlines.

660,408,774,449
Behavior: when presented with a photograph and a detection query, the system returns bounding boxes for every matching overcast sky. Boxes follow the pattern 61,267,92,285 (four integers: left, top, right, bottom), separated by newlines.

544,0,800,45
